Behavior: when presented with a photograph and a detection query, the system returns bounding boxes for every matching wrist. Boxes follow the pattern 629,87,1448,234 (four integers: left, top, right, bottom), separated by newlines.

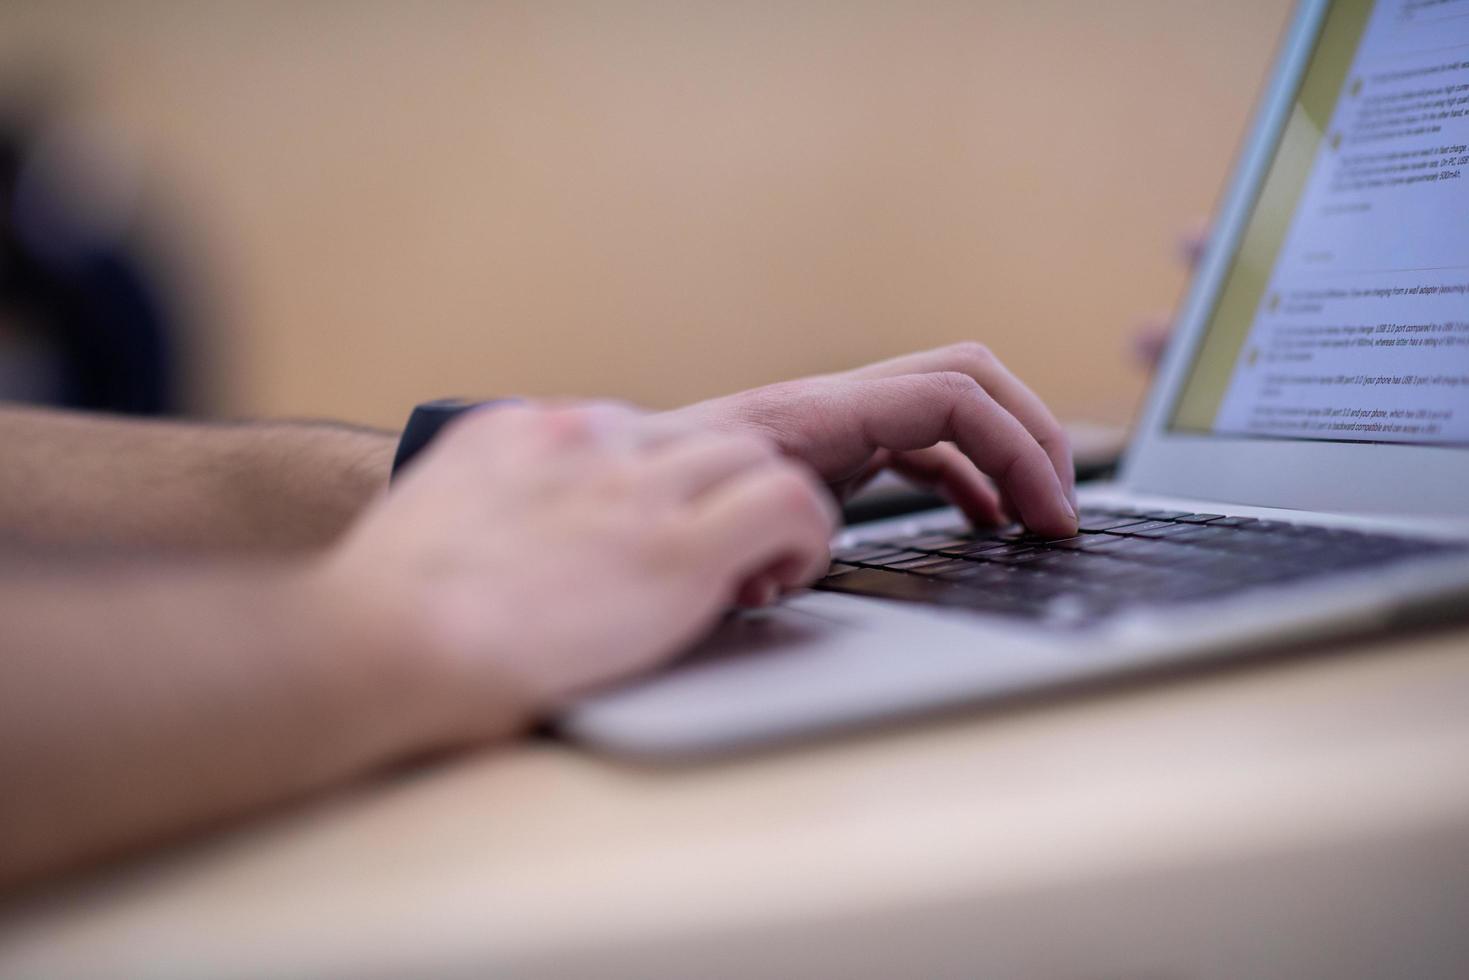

303,552,536,756
220,422,395,554
304,426,397,539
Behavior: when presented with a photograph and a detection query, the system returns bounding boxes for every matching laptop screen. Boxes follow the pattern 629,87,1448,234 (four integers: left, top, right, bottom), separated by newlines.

1170,0,1469,447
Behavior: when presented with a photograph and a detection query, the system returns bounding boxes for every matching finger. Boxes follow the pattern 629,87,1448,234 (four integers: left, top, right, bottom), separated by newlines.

886,444,1009,527
762,553,816,595
735,562,817,607
644,431,780,500
820,373,1075,537
691,464,837,591
842,343,1075,507
736,573,782,608
829,448,891,502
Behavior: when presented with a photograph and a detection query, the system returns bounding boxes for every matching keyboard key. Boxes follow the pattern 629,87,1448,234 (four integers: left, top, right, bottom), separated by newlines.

1141,510,1193,520
935,563,1013,583
1235,520,1294,533
1131,523,1205,540
1166,526,1236,545
859,550,930,567
1174,513,1224,523
1078,515,1150,533
886,554,962,573
939,565,1024,587
1108,540,1186,562
984,548,1052,565
978,542,1043,557
817,568,969,604
904,534,980,552
831,545,907,564
911,558,981,577
1027,549,1100,569
1209,534,1293,555
1207,516,1258,527
1083,535,1152,554
1101,520,1176,536
937,539,1015,557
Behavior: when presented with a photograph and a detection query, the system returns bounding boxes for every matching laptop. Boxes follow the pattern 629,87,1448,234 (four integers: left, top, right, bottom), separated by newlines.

559,0,1469,757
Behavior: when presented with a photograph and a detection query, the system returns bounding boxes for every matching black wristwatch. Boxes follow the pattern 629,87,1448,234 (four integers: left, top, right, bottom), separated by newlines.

392,398,514,479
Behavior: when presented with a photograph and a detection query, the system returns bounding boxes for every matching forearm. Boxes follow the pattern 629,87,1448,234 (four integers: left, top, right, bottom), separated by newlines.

0,560,513,891
0,407,395,555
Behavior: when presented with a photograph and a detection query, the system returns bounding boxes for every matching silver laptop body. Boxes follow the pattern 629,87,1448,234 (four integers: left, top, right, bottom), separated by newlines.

560,0,1469,757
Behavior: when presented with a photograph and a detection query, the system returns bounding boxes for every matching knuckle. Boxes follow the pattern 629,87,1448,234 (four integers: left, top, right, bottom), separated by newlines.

539,407,587,436
1037,420,1070,451
946,340,996,370
585,397,638,415
446,404,533,446
576,400,643,430
929,371,983,398
730,382,815,439
551,403,607,429
544,402,637,446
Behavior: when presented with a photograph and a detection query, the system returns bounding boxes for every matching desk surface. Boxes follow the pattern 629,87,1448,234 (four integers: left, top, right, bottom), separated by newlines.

3,624,1469,979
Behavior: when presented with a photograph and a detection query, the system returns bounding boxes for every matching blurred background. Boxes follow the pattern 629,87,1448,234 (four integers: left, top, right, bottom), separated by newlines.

0,0,1290,430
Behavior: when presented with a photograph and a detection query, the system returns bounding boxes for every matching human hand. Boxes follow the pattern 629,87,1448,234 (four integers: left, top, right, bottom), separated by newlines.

666,342,1078,539
318,402,836,738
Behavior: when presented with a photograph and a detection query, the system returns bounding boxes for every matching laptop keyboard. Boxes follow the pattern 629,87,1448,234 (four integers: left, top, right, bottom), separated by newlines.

817,508,1461,627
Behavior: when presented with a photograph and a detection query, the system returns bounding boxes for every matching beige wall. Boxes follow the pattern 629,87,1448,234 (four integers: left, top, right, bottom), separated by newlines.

0,0,1292,429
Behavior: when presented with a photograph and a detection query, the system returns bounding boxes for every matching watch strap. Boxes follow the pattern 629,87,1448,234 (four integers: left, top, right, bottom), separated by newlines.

391,398,514,479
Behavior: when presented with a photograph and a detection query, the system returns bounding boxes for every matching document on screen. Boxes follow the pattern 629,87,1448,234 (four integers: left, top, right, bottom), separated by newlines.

1208,1,1469,445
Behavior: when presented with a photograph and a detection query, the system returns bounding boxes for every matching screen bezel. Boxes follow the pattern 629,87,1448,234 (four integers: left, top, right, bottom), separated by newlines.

1121,0,1469,519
